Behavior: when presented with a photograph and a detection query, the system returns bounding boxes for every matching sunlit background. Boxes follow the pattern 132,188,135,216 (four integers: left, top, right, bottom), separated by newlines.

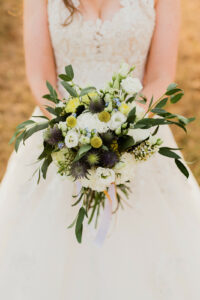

0,0,200,183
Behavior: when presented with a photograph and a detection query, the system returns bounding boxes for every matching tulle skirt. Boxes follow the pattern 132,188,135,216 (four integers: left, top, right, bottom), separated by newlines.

0,107,200,300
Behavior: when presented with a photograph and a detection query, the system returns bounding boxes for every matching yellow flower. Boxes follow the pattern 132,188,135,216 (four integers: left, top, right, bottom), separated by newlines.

66,116,77,128
90,136,102,148
81,92,99,105
65,97,80,113
119,103,130,115
98,111,111,123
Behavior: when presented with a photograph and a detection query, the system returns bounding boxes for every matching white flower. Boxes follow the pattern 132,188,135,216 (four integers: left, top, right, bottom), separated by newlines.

81,167,115,191
65,130,79,148
109,111,126,130
119,62,130,77
51,148,68,164
79,135,90,145
121,77,143,94
128,103,145,121
148,135,158,145
56,101,65,108
115,153,136,184
58,121,67,133
127,128,150,143
77,112,109,133
96,167,115,186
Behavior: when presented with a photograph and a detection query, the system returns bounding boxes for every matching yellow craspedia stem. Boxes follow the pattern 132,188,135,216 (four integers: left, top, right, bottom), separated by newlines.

119,103,130,115
98,111,111,123
66,115,77,128
65,97,80,113
90,136,103,148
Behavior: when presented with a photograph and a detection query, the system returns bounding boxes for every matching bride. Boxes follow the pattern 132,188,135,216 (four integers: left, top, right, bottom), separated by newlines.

1,0,200,299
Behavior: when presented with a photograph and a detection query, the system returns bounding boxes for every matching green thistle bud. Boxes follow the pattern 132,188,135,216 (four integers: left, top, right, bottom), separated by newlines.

98,111,111,123
87,151,100,166
90,136,103,148
66,116,77,128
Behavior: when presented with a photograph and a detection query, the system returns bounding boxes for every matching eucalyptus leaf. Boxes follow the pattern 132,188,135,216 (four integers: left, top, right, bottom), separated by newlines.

80,87,96,96
75,207,86,243
165,88,182,96
170,93,184,104
118,135,135,151
175,159,189,178
61,81,78,97
73,144,92,162
155,97,168,109
41,156,52,179
65,65,74,80
46,81,57,99
167,83,178,91
16,120,36,130
127,106,136,123
23,122,49,142
159,147,181,159
58,74,72,81
15,131,26,152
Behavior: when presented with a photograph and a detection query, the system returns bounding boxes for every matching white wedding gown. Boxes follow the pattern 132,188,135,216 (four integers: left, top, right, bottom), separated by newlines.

1,0,200,299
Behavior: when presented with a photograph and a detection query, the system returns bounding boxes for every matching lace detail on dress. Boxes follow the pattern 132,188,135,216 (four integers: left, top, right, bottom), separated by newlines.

48,0,155,97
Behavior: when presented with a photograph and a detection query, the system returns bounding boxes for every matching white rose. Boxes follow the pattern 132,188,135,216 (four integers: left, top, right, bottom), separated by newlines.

127,128,150,143
51,148,68,164
115,153,136,184
77,112,109,133
58,121,67,133
79,135,90,145
119,62,130,77
65,130,79,148
128,103,145,121
121,77,143,94
109,111,126,130
96,167,115,187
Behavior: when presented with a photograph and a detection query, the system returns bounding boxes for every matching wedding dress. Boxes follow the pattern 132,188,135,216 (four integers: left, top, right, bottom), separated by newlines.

0,0,200,299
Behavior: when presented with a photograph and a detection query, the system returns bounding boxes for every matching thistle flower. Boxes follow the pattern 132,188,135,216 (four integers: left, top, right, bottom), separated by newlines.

100,151,119,168
98,111,111,123
47,126,63,146
66,115,77,128
101,131,115,145
86,150,100,166
89,93,105,113
90,136,103,148
70,160,89,180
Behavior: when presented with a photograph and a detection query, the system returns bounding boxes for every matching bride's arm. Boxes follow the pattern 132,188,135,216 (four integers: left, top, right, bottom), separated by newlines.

142,0,181,106
23,0,57,119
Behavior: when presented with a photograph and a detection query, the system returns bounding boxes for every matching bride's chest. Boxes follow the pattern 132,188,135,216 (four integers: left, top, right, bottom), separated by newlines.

48,0,155,58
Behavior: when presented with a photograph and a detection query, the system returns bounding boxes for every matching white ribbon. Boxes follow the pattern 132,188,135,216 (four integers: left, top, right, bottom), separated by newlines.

75,182,116,246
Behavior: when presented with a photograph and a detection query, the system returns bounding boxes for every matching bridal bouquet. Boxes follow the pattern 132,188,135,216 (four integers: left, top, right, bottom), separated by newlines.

10,63,194,243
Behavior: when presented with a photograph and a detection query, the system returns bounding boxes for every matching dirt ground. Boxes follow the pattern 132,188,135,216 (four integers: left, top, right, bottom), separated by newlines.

0,0,200,183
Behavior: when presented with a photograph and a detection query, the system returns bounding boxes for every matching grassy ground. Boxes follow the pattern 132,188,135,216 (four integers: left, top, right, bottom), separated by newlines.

0,0,200,183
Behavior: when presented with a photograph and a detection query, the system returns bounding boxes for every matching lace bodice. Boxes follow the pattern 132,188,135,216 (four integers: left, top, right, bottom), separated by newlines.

48,0,155,96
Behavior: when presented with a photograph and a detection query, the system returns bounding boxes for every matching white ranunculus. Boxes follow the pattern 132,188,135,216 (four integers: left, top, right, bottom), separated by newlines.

115,153,136,184
80,168,115,192
128,102,145,121
77,112,109,133
56,101,65,108
58,121,67,133
119,62,130,77
79,135,90,145
51,148,68,164
127,128,150,143
96,167,115,187
121,77,143,94
65,130,79,148
109,111,126,130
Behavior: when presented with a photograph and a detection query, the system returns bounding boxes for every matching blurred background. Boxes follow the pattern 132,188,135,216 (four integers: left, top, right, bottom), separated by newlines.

0,0,200,183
